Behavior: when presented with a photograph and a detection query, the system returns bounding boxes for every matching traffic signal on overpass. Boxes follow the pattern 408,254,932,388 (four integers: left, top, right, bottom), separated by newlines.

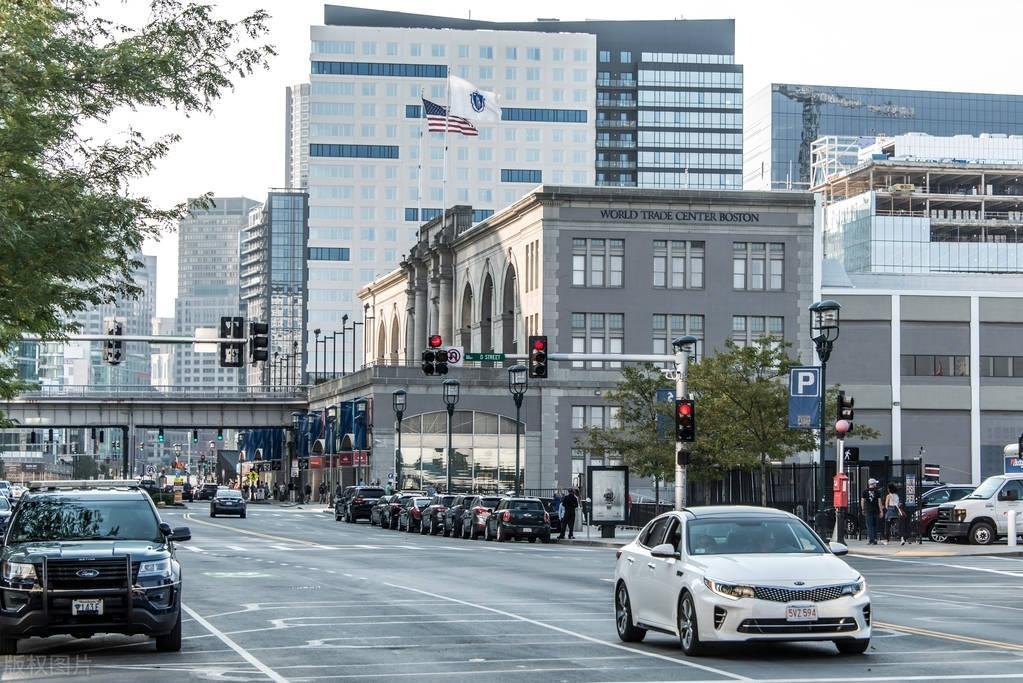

248,321,269,364
528,335,548,378
192,429,198,444
675,398,696,442
158,428,165,443
217,428,223,441
219,316,245,368
102,317,124,365
421,335,448,376
837,391,855,433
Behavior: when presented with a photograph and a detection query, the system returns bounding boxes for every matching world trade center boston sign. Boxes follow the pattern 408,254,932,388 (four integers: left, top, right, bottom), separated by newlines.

556,207,803,227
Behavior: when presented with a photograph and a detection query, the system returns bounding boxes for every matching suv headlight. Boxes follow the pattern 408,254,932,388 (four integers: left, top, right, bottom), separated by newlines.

953,508,967,523
840,578,866,597
2,561,36,582
138,559,172,579
704,577,754,600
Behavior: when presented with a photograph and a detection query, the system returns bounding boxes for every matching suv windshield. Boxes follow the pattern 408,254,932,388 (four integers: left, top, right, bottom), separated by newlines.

217,490,242,499
9,497,163,543
964,477,1004,500
687,518,826,555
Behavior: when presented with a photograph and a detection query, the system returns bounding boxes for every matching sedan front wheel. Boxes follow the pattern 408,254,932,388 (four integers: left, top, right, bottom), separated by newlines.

677,592,705,656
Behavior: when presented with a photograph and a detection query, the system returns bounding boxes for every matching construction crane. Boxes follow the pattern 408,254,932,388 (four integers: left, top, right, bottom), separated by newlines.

776,85,915,188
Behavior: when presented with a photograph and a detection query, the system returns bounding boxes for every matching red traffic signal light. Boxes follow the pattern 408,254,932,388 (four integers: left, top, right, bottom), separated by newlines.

428,335,443,348
675,398,695,442
677,402,693,417
532,337,546,351
528,335,548,378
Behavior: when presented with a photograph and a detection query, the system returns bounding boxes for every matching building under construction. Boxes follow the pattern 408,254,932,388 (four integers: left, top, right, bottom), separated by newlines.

744,83,1023,191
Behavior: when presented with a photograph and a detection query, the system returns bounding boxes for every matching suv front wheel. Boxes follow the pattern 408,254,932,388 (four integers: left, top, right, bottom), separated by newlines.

155,610,182,652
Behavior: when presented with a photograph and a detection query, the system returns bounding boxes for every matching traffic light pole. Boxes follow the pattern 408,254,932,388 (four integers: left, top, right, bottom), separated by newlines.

674,347,691,511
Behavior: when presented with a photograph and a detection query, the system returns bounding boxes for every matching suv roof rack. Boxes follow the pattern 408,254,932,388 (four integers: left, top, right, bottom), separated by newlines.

28,480,142,491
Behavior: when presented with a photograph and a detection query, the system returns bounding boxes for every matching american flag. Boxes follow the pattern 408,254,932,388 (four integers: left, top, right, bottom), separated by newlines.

422,98,478,136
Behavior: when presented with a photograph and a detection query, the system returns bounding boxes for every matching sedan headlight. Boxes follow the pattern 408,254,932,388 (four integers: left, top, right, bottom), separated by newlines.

2,561,36,582
840,578,866,597
953,508,967,523
704,577,754,600
138,559,172,578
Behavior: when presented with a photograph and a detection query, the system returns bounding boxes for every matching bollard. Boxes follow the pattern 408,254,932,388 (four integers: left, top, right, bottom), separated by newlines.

1009,510,1018,547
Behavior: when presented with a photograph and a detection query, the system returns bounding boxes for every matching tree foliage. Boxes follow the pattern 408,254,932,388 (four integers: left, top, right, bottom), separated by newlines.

575,340,878,504
0,0,275,410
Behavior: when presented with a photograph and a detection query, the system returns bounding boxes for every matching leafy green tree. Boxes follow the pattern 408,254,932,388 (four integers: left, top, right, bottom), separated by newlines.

687,338,877,505
0,0,275,416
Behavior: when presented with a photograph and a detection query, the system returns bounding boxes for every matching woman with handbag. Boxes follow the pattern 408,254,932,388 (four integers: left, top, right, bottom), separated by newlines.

882,483,906,546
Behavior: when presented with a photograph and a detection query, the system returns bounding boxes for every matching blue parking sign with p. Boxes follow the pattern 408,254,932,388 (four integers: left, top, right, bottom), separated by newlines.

788,367,821,429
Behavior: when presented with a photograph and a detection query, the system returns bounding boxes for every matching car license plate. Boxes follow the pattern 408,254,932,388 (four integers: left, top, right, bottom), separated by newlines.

785,604,817,622
72,599,103,616
521,527,532,533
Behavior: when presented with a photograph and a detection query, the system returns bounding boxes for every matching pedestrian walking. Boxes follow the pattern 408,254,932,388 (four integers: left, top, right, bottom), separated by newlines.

334,483,343,505
860,478,883,545
287,481,295,503
882,482,905,545
318,482,327,504
304,483,312,505
559,488,579,540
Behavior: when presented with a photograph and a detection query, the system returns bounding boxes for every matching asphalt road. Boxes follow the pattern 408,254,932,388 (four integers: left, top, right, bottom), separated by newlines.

4,503,1023,682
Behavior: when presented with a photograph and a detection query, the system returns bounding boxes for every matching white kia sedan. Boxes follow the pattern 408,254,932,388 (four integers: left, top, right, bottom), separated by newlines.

614,506,870,656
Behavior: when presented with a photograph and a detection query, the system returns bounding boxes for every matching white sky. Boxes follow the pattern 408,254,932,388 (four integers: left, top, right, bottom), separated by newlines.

129,0,1023,317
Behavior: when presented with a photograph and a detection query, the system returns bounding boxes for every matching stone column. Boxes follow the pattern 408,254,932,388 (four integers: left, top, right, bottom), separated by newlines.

413,261,428,352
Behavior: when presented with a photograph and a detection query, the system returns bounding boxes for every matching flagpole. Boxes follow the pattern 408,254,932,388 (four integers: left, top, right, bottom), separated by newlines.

442,69,452,226
418,87,424,227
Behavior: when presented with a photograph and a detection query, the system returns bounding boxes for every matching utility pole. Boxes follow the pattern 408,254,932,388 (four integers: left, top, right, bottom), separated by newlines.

672,336,698,510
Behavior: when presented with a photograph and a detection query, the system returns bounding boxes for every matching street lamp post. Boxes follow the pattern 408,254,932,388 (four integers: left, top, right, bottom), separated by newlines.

809,299,841,532
442,379,460,493
508,364,528,495
341,314,349,375
313,329,321,385
393,389,407,491
672,335,698,510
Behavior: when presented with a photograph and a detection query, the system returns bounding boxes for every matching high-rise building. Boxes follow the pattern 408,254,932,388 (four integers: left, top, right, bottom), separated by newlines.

172,197,260,388
241,190,310,387
744,83,1023,191
289,5,741,373
31,255,157,388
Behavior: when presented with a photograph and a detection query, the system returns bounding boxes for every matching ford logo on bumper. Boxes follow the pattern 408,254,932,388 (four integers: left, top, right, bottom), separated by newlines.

76,569,100,578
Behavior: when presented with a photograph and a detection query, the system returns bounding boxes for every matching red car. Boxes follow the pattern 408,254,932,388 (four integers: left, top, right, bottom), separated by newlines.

918,485,974,541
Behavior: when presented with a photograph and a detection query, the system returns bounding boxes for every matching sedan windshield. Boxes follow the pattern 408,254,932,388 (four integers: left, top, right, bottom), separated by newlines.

9,498,162,543
964,477,1003,500
687,518,826,555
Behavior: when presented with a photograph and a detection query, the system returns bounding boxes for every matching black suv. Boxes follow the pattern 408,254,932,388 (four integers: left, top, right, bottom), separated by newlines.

335,486,387,523
0,480,191,654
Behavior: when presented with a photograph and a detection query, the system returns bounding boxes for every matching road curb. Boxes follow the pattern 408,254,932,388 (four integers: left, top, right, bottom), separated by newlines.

851,548,1023,558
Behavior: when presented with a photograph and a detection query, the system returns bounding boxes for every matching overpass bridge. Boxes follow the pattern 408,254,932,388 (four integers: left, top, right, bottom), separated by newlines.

0,386,309,476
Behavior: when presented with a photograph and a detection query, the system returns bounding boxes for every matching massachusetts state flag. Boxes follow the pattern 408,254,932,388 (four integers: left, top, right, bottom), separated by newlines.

422,98,478,136
448,74,502,122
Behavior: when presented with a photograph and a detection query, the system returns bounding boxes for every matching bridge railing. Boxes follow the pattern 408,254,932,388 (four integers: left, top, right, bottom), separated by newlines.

14,385,307,401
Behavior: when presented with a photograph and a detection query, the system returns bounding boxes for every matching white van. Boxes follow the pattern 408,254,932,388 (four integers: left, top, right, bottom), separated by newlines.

932,471,1023,545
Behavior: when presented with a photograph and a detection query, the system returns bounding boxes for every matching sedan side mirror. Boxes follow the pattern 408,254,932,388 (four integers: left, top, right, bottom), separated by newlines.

170,527,191,542
829,542,849,556
650,543,681,560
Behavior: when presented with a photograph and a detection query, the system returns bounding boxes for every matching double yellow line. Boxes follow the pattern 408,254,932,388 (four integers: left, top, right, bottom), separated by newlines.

876,620,1023,652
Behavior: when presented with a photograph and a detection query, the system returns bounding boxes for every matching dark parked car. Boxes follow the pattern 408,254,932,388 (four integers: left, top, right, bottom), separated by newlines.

196,483,220,501
370,494,396,526
443,495,476,538
398,496,432,532
420,494,458,535
210,489,246,518
539,497,562,537
0,496,12,532
919,484,974,509
485,497,551,543
461,495,503,540
381,492,424,530
335,486,387,523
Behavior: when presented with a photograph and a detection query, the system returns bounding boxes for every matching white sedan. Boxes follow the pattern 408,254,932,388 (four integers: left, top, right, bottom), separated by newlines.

614,506,870,656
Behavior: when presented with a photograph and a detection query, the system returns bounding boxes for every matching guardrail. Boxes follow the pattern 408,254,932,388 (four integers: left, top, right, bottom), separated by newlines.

14,385,307,401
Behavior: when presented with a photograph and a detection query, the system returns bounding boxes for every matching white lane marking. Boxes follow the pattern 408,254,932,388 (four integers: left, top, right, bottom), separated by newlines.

381,582,749,681
872,588,1023,614
226,545,247,551
182,545,205,552
181,603,288,683
270,545,294,550
856,554,1023,578
599,676,1023,683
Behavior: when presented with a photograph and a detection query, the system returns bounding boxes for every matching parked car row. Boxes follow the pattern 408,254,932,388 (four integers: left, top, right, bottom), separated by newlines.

336,488,563,543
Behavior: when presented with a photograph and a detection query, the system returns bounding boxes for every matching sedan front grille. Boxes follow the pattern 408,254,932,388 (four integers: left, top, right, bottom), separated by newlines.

738,617,857,634
753,584,846,603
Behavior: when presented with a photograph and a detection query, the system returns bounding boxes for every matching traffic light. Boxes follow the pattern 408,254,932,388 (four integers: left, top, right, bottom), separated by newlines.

528,335,548,378
421,336,448,376
98,430,104,444
158,428,165,443
28,431,36,445
838,391,855,433
48,429,54,443
90,428,96,441
219,316,244,368
248,321,269,363
103,317,124,365
675,398,696,442
216,428,223,441
192,429,198,443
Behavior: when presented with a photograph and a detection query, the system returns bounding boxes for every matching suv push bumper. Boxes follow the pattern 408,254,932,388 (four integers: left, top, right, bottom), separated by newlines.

931,521,970,538
0,592,180,639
